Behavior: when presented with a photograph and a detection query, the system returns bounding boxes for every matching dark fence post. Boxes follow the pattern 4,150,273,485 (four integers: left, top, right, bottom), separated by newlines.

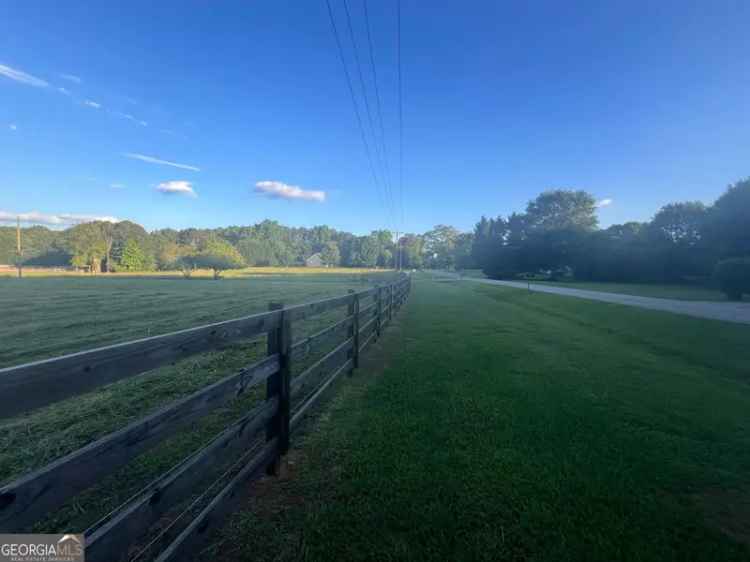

388,283,393,325
265,302,291,475
346,290,356,374
351,290,360,369
375,286,382,340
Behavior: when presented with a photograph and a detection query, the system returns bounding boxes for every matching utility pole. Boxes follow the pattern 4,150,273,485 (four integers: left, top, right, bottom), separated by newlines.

16,216,23,278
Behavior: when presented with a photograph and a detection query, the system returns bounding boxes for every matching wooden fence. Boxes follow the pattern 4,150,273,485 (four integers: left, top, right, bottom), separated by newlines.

0,273,412,561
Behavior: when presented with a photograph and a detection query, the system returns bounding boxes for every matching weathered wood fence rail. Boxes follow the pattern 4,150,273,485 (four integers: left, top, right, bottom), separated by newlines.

0,274,412,561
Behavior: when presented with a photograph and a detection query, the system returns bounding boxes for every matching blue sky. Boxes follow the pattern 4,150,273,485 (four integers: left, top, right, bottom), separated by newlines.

1,0,748,234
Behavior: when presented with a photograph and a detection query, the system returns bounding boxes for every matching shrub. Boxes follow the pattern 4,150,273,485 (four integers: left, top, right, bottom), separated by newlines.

714,258,750,301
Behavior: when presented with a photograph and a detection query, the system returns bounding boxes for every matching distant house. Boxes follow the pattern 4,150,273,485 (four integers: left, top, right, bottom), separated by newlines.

305,253,324,267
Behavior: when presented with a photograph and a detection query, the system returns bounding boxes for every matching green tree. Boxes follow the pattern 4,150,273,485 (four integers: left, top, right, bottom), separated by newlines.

422,225,460,268
190,237,245,279
708,178,750,257
320,241,341,267
358,235,380,268
119,239,148,271
525,190,598,231
67,222,108,273
399,234,424,269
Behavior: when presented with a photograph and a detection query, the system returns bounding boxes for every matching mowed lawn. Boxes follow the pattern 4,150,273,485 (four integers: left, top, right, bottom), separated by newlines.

216,276,750,561
0,271,384,367
0,271,389,535
533,280,726,301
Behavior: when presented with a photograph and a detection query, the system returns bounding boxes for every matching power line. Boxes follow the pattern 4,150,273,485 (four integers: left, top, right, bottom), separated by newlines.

342,0,396,225
397,0,405,268
363,0,396,225
324,0,389,220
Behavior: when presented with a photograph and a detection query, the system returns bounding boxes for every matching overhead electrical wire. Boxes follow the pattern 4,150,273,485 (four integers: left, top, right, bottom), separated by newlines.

324,0,389,220
362,0,396,226
396,0,405,269
342,0,396,225
397,0,404,228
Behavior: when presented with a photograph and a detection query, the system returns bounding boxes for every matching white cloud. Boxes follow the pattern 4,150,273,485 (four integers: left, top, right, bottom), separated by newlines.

0,63,48,88
254,180,326,203
83,99,102,109
57,87,71,95
8,124,17,131
596,198,613,208
59,73,82,84
123,152,201,172
110,183,126,189
0,210,120,226
156,180,197,198
113,112,147,127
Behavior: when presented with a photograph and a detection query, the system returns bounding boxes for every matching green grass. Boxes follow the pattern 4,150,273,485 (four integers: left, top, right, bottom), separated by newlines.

215,275,750,561
534,280,726,301
0,271,387,367
457,268,487,279
0,272,388,535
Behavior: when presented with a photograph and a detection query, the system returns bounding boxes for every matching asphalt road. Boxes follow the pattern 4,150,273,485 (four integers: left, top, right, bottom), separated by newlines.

465,278,750,325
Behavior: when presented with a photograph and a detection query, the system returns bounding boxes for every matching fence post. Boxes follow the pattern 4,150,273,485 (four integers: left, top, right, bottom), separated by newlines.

350,289,360,369
388,282,393,325
375,285,382,340
265,302,291,475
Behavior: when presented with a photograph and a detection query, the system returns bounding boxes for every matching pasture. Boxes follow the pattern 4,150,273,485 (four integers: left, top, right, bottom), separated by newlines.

0,269,394,538
215,275,750,561
0,268,389,367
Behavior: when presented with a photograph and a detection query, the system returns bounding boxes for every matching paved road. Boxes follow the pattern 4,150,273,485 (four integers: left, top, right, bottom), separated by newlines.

464,278,750,325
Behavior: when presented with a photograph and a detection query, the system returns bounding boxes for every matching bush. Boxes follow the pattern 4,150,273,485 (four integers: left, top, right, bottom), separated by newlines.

714,258,750,301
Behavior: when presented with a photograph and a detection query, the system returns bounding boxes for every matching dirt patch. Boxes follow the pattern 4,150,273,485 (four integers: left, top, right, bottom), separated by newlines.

694,487,750,546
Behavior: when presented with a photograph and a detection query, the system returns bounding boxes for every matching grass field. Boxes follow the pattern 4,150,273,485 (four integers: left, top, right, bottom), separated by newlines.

459,270,725,301
0,265,387,279
0,269,389,367
214,275,750,561
534,280,726,301
0,270,392,536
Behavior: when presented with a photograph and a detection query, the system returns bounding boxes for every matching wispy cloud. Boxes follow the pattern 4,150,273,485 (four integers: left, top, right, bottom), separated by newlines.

156,180,197,198
123,152,201,172
596,198,613,208
59,73,82,84
8,124,17,131
57,87,71,95
254,180,326,203
110,183,126,189
0,210,120,226
112,112,148,127
0,63,48,88
113,111,136,121
83,99,102,109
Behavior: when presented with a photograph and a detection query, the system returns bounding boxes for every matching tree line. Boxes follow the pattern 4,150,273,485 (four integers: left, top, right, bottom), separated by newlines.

3,177,748,296
470,178,750,298
0,219,463,276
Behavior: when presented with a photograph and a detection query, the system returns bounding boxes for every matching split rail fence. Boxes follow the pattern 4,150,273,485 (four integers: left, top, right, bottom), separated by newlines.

0,273,412,561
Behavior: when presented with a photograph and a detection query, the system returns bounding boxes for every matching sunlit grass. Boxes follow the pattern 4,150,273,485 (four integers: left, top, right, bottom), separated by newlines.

0,271,390,535
215,275,750,561
0,266,389,279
